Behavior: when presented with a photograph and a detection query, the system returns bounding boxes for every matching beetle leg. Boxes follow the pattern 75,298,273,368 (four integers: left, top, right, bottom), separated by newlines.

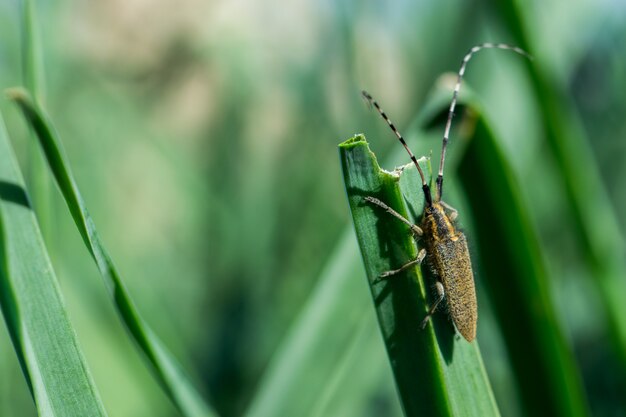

364,196,423,237
378,248,426,280
439,200,458,221
420,281,445,329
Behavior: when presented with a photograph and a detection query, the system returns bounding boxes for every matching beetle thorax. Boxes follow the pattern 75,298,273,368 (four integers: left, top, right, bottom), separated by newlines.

421,202,458,242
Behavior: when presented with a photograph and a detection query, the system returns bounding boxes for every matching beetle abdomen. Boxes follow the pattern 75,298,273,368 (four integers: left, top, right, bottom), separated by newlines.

431,234,477,341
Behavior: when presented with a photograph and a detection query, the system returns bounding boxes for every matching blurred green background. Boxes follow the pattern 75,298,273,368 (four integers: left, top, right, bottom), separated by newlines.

0,0,625,416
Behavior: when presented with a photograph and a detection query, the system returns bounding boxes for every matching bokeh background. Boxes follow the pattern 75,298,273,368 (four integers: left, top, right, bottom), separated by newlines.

0,0,625,416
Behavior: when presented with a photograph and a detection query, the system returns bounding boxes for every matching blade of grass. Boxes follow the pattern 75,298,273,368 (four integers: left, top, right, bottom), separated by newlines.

7,88,217,417
339,134,499,417
21,0,44,101
21,0,53,242
244,232,399,417
309,316,403,417
0,113,107,416
491,0,626,372
456,109,590,417
244,88,486,417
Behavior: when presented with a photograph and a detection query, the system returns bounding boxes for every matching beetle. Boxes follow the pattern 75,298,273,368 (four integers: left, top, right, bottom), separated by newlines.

362,43,530,342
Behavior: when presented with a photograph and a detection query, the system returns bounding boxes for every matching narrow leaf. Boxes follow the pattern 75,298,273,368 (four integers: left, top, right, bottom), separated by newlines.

0,113,107,416
491,0,626,373
21,0,53,239
457,112,590,417
339,134,499,417
8,88,217,417
244,232,400,417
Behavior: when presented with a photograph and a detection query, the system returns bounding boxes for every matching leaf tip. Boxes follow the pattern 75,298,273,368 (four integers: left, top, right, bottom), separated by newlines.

338,133,368,148
4,87,30,103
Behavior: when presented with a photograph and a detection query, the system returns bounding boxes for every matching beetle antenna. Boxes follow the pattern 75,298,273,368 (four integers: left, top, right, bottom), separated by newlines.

437,43,532,201
362,90,433,206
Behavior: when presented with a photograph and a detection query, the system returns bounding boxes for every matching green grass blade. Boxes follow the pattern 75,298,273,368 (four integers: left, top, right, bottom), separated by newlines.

491,0,626,372
21,0,53,241
21,0,45,101
339,134,499,417
7,88,217,417
244,232,399,417
309,317,403,417
457,114,590,417
0,113,107,416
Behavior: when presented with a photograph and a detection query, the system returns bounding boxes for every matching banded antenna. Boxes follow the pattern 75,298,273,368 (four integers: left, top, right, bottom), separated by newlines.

361,90,434,207
362,43,531,205
437,43,531,200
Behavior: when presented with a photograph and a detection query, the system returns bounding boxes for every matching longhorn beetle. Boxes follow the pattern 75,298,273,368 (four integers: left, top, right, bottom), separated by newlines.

362,43,530,342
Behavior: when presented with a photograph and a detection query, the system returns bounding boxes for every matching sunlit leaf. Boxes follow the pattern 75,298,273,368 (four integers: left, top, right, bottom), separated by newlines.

8,88,217,417
0,113,107,417
339,134,499,417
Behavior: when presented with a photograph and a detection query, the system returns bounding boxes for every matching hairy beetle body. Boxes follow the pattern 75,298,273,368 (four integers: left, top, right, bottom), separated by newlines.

422,203,477,341
362,43,529,342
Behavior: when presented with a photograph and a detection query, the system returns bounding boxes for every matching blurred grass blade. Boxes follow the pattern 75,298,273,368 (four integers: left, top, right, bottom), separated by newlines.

0,113,107,416
458,112,590,417
309,316,403,417
244,232,400,417
491,0,626,371
7,88,217,417
21,0,45,102
339,134,499,417
21,0,53,240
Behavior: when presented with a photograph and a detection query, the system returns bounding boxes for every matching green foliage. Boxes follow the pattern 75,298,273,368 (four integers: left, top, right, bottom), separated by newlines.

339,134,499,417
492,0,626,372
8,89,216,417
0,0,625,416
0,114,107,416
243,232,399,417
459,114,589,416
